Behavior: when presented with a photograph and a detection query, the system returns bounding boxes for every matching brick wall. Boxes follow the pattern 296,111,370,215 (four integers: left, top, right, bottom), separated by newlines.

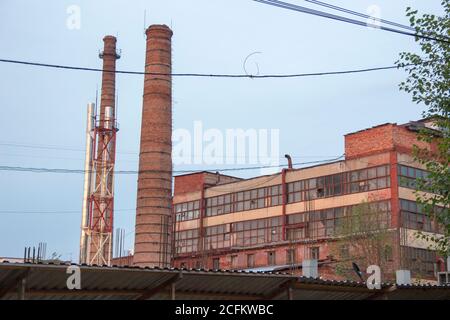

345,123,436,159
345,124,396,159
174,172,241,196
174,173,206,195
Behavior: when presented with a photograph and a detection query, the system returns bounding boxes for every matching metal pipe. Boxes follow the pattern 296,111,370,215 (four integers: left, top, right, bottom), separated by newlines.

80,103,95,264
284,154,293,169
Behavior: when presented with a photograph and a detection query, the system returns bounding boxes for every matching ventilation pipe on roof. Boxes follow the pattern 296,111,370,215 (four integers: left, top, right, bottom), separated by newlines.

285,154,293,169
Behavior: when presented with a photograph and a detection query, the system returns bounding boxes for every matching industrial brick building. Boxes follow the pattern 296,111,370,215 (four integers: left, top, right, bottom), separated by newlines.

170,118,445,281
80,25,445,283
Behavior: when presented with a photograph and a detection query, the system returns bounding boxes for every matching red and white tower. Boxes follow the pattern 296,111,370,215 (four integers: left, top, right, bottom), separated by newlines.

80,35,120,266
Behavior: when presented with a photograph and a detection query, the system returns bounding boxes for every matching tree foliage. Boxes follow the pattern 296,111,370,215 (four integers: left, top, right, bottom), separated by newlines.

329,202,394,281
396,0,450,256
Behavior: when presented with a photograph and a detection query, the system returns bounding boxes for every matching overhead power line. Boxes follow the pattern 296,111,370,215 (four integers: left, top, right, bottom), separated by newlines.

254,0,450,44
0,141,137,155
0,58,408,78
304,0,415,32
0,140,339,160
0,155,344,175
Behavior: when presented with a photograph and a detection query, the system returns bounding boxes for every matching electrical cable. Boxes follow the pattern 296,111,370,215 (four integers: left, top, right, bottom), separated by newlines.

0,155,344,175
0,209,135,214
304,0,415,32
0,141,344,160
0,58,409,78
0,141,137,155
254,0,450,44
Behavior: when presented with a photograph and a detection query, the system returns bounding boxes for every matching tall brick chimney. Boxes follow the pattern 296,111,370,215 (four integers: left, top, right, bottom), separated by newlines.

99,36,118,120
134,25,173,268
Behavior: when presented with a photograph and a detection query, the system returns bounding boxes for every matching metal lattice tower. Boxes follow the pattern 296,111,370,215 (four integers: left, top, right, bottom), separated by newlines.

80,36,120,266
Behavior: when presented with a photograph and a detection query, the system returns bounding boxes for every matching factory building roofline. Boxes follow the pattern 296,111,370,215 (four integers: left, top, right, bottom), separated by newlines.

174,170,243,180
1,262,449,300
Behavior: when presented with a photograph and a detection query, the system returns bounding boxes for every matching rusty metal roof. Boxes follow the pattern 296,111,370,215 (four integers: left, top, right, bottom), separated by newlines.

0,262,449,300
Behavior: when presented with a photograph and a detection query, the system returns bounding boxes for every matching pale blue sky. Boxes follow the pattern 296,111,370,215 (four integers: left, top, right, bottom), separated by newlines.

0,0,443,261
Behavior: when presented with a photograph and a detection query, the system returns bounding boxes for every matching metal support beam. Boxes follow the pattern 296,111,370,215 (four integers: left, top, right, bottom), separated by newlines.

365,285,397,300
0,269,29,299
287,286,293,300
23,288,265,300
171,282,176,300
137,272,182,300
18,278,27,300
264,279,296,300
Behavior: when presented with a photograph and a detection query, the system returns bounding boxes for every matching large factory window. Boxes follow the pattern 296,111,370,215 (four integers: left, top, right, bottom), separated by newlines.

233,216,282,247
287,180,304,203
175,229,199,254
174,200,200,222
206,194,233,217
401,246,437,277
270,185,283,206
398,164,429,190
204,224,231,250
400,199,443,233
286,212,306,240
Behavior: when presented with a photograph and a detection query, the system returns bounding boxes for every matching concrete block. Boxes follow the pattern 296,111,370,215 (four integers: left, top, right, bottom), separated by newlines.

302,259,318,278
396,270,411,285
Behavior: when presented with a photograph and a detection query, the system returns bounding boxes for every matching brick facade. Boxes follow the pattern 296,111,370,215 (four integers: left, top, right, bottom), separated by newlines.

130,119,442,281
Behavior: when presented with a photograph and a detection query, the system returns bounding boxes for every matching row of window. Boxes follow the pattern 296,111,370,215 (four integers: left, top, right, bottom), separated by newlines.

179,246,440,274
179,247,319,270
245,247,319,268
286,201,392,240
287,165,390,202
174,201,391,255
177,165,391,221
175,164,435,223
205,185,283,217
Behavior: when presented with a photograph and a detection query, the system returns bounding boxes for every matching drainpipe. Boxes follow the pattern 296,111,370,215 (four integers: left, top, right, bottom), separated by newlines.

199,183,206,268
281,154,293,241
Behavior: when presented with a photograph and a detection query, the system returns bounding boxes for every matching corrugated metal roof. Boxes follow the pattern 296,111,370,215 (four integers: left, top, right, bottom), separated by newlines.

0,262,449,300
